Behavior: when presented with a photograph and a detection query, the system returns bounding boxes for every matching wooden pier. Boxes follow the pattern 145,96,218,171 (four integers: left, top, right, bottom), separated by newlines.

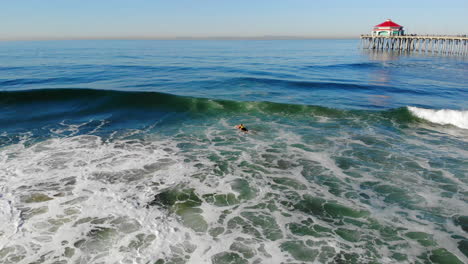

360,35,468,56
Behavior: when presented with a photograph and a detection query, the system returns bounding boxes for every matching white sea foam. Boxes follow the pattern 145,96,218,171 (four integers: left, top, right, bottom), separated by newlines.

1,117,467,263
0,135,195,263
408,106,468,129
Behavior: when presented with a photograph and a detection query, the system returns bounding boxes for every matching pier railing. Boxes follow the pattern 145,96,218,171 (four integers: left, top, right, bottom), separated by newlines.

360,35,468,56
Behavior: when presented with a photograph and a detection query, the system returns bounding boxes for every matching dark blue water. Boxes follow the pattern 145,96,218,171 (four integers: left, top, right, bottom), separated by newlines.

1,40,466,108
0,40,467,263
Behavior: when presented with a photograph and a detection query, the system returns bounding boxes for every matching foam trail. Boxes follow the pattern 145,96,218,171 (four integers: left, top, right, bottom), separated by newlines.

408,106,468,129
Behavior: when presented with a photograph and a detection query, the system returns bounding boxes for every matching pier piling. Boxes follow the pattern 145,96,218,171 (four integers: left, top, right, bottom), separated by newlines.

360,35,468,56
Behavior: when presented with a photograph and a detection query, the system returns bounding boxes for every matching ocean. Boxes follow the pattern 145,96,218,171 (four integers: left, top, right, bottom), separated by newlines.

0,40,467,264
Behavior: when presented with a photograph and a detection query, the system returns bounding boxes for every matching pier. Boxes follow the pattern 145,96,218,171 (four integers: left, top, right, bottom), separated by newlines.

360,35,468,55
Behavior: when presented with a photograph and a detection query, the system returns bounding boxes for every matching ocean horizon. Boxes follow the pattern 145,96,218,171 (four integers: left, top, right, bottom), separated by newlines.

0,39,467,263
0,36,361,42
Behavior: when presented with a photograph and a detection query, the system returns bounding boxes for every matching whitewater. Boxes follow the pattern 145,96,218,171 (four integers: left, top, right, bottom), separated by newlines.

408,107,468,130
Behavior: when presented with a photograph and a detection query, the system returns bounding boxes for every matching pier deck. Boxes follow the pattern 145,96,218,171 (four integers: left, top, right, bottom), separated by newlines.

360,35,468,55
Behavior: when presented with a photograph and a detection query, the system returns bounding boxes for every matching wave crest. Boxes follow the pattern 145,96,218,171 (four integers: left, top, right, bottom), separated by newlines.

408,106,468,129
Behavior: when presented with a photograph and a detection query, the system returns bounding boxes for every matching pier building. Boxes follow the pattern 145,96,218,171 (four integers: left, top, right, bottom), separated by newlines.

372,19,404,36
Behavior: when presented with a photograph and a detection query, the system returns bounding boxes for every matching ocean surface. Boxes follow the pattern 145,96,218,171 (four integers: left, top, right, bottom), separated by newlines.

0,40,467,264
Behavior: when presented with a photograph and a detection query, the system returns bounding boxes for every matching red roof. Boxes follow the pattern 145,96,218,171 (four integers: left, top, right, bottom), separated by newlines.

375,19,402,28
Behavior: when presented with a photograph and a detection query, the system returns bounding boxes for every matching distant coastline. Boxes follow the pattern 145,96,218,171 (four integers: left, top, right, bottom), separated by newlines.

0,36,359,42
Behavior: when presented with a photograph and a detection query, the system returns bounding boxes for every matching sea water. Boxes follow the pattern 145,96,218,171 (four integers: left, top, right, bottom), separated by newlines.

0,40,467,263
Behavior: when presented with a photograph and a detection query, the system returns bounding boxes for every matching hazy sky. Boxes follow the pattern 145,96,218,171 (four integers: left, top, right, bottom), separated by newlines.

2,0,467,40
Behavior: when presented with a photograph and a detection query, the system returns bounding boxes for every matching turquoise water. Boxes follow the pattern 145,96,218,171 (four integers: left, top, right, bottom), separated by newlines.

0,40,467,263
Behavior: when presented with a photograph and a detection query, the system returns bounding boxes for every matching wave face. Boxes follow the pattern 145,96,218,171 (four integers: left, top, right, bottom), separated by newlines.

0,88,352,118
0,40,467,264
408,106,468,129
0,88,426,137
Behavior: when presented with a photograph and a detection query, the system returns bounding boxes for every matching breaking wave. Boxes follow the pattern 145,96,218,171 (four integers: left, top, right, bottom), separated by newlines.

408,106,468,129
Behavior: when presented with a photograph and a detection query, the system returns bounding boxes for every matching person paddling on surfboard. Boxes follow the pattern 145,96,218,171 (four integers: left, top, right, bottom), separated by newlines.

235,124,248,133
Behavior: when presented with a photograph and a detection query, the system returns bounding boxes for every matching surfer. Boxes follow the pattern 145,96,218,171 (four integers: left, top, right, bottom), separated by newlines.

235,124,248,132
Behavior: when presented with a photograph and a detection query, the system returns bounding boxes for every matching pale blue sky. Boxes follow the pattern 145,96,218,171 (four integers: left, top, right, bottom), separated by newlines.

1,0,467,40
